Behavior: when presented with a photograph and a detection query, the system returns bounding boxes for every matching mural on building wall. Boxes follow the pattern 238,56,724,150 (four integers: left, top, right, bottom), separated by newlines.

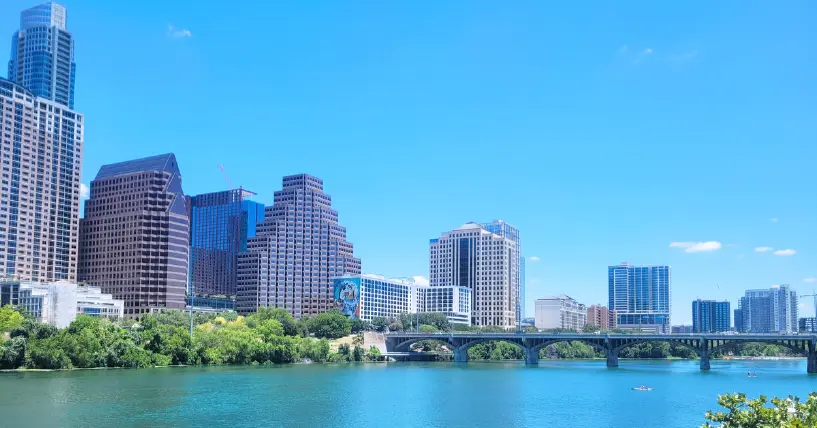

333,277,360,318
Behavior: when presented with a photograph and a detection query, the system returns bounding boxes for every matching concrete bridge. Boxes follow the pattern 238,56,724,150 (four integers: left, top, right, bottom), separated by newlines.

384,332,817,373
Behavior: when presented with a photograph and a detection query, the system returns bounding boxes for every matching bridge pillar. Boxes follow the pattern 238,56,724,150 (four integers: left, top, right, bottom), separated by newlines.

525,347,539,365
700,339,710,371
808,342,817,374
453,347,468,363
606,348,618,368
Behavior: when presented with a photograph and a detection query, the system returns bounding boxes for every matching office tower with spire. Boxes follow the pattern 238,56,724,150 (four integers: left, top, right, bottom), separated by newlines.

8,2,76,108
78,154,189,317
236,174,361,316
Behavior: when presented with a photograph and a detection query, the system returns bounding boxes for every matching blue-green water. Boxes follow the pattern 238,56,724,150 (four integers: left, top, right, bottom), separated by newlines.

1,360,816,427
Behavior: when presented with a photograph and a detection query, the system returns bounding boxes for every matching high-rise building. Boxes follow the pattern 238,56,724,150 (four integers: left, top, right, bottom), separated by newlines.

535,295,587,331
236,174,361,317
737,285,798,333
429,222,519,328
799,318,817,333
734,308,744,332
608,262,671,334
692,299,731,333
78,154,189,318
8,2,76,108
480,220,523,322
0,78,83,282
587,304,613,329
188,188,264,308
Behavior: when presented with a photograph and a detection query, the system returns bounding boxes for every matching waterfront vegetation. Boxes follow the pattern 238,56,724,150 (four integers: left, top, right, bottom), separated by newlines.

0,305,383,370
701,392,817,427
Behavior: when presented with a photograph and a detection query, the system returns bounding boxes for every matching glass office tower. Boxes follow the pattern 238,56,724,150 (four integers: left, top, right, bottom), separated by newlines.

608,262,671,333
692,299,731,333
188,189,264,309
8,2,76,108
480,220,523,323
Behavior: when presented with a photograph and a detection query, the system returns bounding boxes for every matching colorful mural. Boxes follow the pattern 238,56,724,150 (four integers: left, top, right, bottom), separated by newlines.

333,277,361,318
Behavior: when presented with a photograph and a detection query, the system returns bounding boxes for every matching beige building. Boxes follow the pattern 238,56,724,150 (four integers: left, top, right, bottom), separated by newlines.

587,304,616,329
0,78,83,282
535,295,587,331
429,223,519,328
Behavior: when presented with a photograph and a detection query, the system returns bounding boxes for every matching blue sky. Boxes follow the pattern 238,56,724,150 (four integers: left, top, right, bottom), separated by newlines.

2,1,815,324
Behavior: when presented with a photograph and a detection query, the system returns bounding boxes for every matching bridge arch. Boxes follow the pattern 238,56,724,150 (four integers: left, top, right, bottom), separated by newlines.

529,338,607,356
612,338,703,358
708,339,809,357
456,337,527,354
392,337,454,353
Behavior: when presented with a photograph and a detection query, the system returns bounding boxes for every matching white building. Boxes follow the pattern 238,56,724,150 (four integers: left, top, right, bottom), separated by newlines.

535,295,587,332
418,285,471,325
430,222,519,328
332,275,418,322
1,280,123,327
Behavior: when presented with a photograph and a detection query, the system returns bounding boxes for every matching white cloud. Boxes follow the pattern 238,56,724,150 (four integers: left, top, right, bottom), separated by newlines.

804,278,817,283
770,218,778,223
773,249,796,256
669,241,722,253
168,24,192,38
528,256,540,262
643,48,654,55
80,183,89,199
754,246,773,253
412,276,429,286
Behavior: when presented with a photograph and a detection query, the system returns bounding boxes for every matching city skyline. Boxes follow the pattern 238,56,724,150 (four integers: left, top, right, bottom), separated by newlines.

0,1,813,325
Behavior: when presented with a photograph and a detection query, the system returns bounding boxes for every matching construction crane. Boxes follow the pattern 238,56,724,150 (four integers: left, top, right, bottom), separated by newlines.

800,291,817,333
217,164,233,189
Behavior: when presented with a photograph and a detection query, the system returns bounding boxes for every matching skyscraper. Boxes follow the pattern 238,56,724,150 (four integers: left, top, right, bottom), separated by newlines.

480,220,524,323
8,2,76,108
430,223,519,328
78,154,189,317
188,188,264,309
737,285,798,333
608,262,671,333
236,174,361,317
0,78,83,282
692,299,731,333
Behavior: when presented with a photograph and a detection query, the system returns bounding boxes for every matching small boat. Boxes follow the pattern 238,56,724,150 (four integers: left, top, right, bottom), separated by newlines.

632,386,652,391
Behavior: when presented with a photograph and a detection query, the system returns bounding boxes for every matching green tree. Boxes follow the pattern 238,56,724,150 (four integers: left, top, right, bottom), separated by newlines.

256,319,285,341
701,392,817,427
366,345,382,361
250,308,298,336
0,305,24,332
308,309,351,339
371,317,389,332
583,324,601,333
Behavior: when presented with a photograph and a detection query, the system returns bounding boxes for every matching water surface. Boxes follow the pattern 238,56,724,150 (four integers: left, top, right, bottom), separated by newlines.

1,359,815,427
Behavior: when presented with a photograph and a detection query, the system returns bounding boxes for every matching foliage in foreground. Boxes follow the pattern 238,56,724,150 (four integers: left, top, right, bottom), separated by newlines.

0,307,381,370
701,392,817,427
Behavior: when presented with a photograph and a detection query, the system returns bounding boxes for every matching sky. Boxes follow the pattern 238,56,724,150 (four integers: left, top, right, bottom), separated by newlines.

1,1,815,324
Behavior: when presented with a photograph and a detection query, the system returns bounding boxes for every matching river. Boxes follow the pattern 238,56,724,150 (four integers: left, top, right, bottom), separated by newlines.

1,359,816,427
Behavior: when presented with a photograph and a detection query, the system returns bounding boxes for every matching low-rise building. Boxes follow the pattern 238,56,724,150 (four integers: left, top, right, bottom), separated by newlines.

671,325,693,334
535,295,587,331
417,285,472,325
333,275,419,322
587,304,615,329
0,280,123,327
799,317,817,333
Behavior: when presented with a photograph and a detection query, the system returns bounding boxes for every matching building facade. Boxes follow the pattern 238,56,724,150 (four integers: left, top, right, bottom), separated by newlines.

479,220,524,322
188,188,264,307
429,222,519,328
799,317,817,333
236,174,361,317
734,308,744,333
8,2,76,108
78,153,189,318
737,285,798,333
0,280,123,327
608,262,671,333
586,304,614,329
671,325,693,334
534,295,587,331
0,78,83,282
332,275,416,322
418,285,472,325
692,299,731,333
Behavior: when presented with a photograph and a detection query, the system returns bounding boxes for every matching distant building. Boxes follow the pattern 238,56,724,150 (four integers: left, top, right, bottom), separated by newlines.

586,304,614,329
737,285,798,333
79,153,190,318
0,280,123,327
332,275,418,322
188,188,264,309
734,308,744,333
8,2,76,108
671,325,693,334
236,175,361,316
418,285,472,325
479,220,523,322
608,262,671,334
692,300,731,333
799,317,817,333
534,295,587,332
521,317,535,327
430,223,519,328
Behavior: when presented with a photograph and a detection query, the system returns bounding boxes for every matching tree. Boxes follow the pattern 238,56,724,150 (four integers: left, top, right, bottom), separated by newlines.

371,317,389,332
308,309,351,339
366,345,382,361
583,324,600,333
250,308,298,336
350,318,370,334
0,305,24,332
701,392,817,427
